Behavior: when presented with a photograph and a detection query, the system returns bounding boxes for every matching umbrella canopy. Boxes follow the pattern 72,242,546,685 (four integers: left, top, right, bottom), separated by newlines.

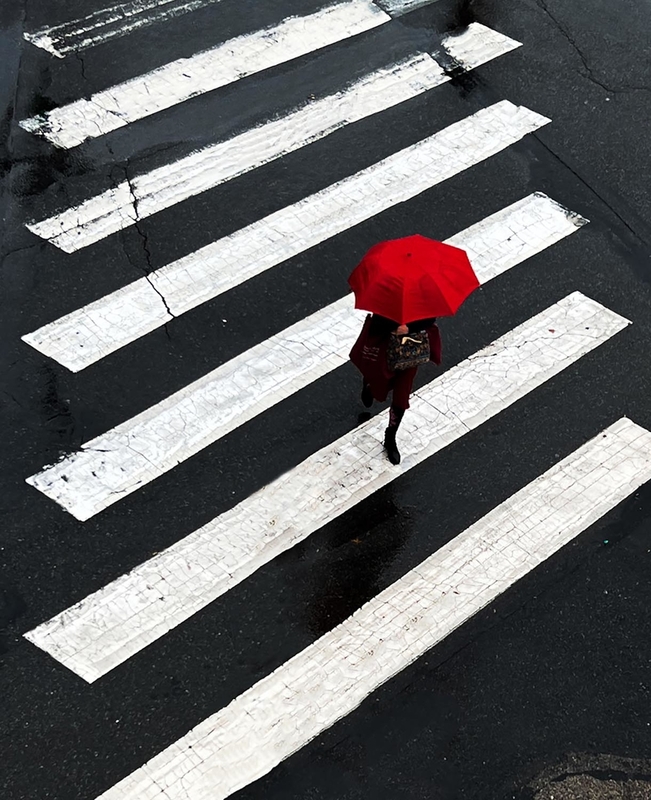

348,235,479,324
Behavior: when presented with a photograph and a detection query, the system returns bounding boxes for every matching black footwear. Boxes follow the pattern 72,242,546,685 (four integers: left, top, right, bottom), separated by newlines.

384,426,401,465
361,383,374,408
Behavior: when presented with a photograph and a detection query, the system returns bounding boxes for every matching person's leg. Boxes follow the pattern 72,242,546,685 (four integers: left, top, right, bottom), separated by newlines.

383,368,416,464
383,404,405,464
361,381,373,408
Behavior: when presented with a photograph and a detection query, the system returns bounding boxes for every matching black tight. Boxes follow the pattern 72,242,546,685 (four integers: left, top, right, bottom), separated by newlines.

388,404,405,430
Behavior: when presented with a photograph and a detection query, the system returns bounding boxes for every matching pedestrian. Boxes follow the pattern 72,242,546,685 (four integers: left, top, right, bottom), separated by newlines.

349,312,441,464
347,234,479,466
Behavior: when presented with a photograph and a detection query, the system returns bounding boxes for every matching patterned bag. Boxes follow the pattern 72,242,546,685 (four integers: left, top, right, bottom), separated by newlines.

386,331,430,371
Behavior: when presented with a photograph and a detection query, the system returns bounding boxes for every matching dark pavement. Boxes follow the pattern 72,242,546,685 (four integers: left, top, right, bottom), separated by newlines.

2,0,651,798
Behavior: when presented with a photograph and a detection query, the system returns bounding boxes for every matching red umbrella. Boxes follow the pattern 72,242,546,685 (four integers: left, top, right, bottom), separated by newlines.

348,235,479,324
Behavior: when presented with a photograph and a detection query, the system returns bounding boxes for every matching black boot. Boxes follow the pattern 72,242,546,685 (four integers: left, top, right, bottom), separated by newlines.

384,426,401,464
383,405,404,465
361,382,373,408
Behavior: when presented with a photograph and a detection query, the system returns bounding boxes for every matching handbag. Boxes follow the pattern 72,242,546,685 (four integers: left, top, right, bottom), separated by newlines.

386,331,430,371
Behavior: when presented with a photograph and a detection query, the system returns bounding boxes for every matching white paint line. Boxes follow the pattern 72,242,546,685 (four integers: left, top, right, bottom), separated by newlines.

23,0,440,58
441,20,522,69
25,193,588,522
91,417,651,800
25,294,629,682
21,0,391,147
25,47,527,253
379,0,440,14
24,0,225,57
23,99,544,373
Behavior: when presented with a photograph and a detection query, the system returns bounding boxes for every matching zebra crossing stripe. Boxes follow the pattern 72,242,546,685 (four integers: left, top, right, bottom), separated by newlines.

91,417,651,800
23,0,441,59
24,293,630,682
23,0,226,57
25,67,532,254
21,0,392,148
378,0,442,13
23,101,549,375
25,194,587,521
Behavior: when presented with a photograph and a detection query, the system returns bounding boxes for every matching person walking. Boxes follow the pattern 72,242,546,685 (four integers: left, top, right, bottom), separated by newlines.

347,235,479,466
350,313,441,464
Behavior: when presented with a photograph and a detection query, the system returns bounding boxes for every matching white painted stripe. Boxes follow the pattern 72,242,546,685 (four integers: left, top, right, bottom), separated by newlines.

25,294,629,682
26,59,529,254
24,0,439,58
441,20,522,70
23,99,545,374
25,194,588,522
24,0,225,57
21,0,391,148
380,0,440,14
92,417,651,800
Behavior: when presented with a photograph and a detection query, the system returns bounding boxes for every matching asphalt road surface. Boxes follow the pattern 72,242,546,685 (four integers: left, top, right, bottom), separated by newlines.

2,0,651,798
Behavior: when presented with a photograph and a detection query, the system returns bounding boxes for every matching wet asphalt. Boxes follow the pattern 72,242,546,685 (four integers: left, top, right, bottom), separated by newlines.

1,0,651,798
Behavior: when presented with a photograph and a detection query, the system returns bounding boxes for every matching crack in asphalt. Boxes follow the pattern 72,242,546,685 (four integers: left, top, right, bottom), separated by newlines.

1,391,25,410
531,131,650,246
536,0,651,95
119,164,175,341
74,51,88,82
0,240,41,266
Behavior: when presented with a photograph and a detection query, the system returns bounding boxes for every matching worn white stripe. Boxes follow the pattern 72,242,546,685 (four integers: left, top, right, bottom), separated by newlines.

25,294,629,682
26,60,529,254
24,0,441,58
28,53,446,248
92,417,651,800
23,100,545,374
441,20,522,69
380,0,441,14
21,0,391,148
25,193,587,522
24,0,225,57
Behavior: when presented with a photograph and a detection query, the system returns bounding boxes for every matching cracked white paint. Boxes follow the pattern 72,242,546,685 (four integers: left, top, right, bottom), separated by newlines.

23,104,550,376
23,0,225,57
25,72,533,254
21,0,391,147
24,293,629,682
91,417,651,800
25,193,588,522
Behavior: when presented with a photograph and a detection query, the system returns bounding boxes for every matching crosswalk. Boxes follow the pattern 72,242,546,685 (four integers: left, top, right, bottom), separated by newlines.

95,418,651,800
26,27,522,251
26,292,629,681
15,0,647,798
26,194,586,519
23,106,542,370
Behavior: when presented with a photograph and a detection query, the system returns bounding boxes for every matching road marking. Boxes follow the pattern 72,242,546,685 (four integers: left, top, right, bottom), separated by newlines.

25,50,527,253
23,0,442,58
25,194,587,521
379,0,442,13
24,293,629,682
23,0,225,57
90,416,651,799
23,100,548,375
21,0,391,148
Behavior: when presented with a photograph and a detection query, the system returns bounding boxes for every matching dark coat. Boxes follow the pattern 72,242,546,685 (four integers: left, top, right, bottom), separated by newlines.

349,314,442,403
